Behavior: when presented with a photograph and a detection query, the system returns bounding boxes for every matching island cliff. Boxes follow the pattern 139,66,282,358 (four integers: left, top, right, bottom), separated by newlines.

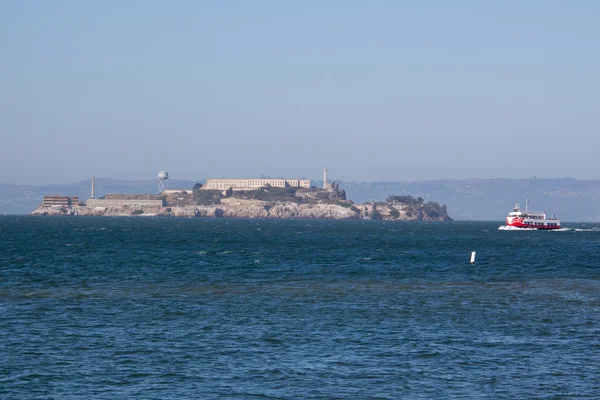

31,187,452,221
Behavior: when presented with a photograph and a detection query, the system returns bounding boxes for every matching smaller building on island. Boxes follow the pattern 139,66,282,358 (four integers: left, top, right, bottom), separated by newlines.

87,194,164,208
86,199,164,208
41,195,80,208
162,189,193,195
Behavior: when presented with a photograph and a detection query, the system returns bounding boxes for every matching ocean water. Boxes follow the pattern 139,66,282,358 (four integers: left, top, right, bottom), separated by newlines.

1,216,599,399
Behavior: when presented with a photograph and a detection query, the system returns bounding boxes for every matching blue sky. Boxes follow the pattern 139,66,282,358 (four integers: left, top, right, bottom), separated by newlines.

1,1,599,184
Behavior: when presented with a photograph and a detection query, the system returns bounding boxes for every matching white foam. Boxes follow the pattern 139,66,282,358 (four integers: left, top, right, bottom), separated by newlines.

498,225,537,231
497,225,595,232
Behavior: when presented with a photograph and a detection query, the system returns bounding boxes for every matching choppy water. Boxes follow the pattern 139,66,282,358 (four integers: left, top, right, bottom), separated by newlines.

1,216,599,399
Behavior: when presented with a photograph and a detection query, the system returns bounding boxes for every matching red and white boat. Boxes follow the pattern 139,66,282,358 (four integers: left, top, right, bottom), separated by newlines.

505,201,561,230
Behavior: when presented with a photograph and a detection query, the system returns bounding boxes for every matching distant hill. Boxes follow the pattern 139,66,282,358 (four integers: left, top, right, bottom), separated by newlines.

3,177,600,221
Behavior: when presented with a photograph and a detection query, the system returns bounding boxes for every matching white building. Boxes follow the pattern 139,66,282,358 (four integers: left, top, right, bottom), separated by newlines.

202,178,310,191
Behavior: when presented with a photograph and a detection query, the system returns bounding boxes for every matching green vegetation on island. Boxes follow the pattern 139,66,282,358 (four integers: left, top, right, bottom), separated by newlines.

193,187,221,205
370,205,383,220
385,195,450,221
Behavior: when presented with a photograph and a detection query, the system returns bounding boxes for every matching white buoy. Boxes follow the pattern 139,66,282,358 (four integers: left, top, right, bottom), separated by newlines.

470,251,476,264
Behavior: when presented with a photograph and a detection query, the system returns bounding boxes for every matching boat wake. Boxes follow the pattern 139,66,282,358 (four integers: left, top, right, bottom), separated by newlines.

498,225,537,231
498,226,598,232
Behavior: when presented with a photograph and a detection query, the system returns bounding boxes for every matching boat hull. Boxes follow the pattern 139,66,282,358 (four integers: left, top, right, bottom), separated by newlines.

505,217,561,230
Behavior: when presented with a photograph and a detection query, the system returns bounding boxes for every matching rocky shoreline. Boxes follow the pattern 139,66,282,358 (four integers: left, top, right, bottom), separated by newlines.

30,197,452,221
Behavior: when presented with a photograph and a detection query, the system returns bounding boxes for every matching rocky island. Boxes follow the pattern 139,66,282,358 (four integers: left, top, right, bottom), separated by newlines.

30,184,452,221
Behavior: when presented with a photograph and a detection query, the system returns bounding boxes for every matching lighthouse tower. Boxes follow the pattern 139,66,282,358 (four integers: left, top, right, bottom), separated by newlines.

323,167,328,189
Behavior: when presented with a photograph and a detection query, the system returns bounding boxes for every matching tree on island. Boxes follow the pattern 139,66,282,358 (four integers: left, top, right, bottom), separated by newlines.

386,195,424,205
370,204,383,220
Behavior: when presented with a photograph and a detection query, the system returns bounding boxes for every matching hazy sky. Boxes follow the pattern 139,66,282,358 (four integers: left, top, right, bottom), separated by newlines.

1,1,599,184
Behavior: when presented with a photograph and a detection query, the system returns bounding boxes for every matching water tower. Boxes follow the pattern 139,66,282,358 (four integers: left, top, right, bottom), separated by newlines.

157,171,169,193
